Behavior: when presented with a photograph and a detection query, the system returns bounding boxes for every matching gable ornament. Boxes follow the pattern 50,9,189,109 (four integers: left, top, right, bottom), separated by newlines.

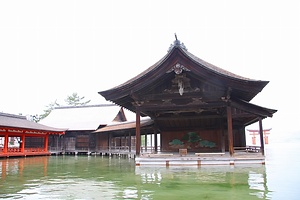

167,63,190,75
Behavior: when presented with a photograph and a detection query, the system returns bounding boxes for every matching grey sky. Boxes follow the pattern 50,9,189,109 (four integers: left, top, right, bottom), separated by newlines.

1,0,299,134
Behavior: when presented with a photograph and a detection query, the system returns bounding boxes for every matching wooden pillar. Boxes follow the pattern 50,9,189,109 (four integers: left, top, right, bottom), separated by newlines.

21,134,25,153
108,133,112,151
220,118,225,153
144,133,147,152
56,135,59,151
3,132,8,153
259,118,265,156
240,127,246,147
44,134,49,152
128,132,131,152
160,133,162,151
124,134,127,150
135,108,141,156
60,135,64,152
227,106,234,156
150,133,153,152
154,130,158,153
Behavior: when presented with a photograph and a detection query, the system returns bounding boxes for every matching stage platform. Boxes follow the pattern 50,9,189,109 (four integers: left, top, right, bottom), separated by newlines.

136,152,265,166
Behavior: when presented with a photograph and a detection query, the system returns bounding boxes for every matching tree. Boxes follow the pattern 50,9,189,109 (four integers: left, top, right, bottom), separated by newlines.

32,93,91,123
65,92,91,106
34,100,60,122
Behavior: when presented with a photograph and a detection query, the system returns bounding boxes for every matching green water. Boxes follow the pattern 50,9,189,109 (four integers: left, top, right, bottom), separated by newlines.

0,156,270,200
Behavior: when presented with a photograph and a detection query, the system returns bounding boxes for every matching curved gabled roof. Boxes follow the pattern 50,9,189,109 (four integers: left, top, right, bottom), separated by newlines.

0,112,65,134
40,104,136,131
183,49,253,81
99,39,268,103
94,117,153,133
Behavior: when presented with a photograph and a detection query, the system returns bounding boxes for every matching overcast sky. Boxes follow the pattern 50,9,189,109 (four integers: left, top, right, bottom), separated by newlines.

1,0,299,134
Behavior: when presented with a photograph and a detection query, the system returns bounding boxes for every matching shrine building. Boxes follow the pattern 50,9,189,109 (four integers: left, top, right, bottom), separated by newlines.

0,112,65,158
97,38,277,165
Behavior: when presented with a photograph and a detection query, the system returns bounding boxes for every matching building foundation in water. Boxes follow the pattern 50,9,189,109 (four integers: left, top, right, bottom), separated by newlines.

136,152,265,166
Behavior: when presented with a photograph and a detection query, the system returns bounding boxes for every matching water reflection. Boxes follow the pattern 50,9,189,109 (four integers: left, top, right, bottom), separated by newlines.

0,156,271,199
19,179,120,200
136,166,270,199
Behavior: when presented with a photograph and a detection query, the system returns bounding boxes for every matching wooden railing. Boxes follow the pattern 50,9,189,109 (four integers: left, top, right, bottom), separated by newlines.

141,146,161,152
234,146,261,153
8,148,21,152
24,148,45,152
46,146,161,154
96,146,131,153
0,148,46,153
96,146,161,153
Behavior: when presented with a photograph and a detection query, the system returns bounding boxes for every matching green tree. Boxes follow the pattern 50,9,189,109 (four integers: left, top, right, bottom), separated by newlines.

33,93,90,122
34,100,60,122
65,92,91,106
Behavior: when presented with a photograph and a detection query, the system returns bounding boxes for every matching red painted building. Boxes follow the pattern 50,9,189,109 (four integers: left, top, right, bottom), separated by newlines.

0,112,65,158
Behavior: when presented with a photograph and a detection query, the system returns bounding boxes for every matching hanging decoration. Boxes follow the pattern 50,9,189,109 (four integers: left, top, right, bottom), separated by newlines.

178,79,184,96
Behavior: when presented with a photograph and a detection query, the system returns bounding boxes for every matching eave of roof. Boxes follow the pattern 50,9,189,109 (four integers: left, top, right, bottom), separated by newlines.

94,118,153,133
231,99,277,118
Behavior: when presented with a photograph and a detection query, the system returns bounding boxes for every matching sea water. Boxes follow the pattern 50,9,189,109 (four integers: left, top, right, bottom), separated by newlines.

0,133,299,200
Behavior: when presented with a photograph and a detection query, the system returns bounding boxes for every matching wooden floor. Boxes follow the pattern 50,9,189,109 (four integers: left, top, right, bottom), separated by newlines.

0,152,51,158
0,149,265,166
136,152,265,166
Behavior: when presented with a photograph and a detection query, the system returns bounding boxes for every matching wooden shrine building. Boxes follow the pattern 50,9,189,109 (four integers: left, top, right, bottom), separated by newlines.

98,38,277,160
0,112,65,158
41,104,135,155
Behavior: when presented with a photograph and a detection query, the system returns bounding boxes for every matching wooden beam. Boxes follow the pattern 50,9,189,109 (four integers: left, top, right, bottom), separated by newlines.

155,114,223,120
140,92,224,102
139,101,226,112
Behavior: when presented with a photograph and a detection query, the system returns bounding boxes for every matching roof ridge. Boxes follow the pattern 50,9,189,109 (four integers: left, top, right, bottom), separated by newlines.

54,104,117,110
0,112,26,119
